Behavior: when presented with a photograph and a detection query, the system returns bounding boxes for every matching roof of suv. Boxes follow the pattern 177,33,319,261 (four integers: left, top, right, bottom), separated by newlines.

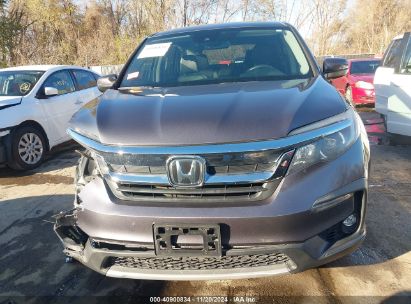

151,22,290,38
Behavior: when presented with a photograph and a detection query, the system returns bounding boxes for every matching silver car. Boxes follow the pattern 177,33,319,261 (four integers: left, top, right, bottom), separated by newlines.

55,22,370,280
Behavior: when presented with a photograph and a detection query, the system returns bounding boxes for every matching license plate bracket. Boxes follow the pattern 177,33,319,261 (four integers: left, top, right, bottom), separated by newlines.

153,223,221,257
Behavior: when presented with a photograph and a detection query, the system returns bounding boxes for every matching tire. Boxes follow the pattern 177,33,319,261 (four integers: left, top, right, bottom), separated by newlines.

382,114,387,131
345,86,353,104
388,133,411,146
8,126,47,171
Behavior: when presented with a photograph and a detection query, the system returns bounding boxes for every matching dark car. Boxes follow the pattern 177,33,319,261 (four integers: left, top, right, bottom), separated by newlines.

55,22,370,280
331,58,381,105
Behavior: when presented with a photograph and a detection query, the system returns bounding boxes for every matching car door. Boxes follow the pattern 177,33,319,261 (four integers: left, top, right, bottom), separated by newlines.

386,33,411,136
374,35,408,116
38,69,78,145
71,69,102,111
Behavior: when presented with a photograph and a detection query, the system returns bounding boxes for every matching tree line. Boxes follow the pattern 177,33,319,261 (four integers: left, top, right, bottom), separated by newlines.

1,0,410,68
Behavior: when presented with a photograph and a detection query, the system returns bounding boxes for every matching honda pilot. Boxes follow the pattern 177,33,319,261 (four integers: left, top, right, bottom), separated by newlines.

55,22,370,280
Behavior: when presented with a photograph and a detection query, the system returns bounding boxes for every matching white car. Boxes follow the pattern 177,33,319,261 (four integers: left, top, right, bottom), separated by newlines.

0,65,101,170
374,32,411,137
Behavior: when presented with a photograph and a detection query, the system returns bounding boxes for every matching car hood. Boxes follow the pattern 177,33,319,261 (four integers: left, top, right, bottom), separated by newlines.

349,74,374,84
70,76,347,146
0,96,22,109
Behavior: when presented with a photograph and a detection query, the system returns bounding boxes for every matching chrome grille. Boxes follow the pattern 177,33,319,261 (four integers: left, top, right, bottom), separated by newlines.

112,181,277,202
108,162,276,175
96,148,290,203
109,164,166,174
109,253,290,270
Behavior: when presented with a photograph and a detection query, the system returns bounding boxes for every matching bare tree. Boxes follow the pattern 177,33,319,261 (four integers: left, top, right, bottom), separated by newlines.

1,0,411,67
308,0,347,55
341,0,411,54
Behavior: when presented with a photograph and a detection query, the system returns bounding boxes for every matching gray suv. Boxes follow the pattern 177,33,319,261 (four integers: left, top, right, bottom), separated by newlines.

55,22,370,280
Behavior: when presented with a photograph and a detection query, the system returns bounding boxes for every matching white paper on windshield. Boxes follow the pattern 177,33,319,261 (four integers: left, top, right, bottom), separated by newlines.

137,42,172,59
127,71,140,80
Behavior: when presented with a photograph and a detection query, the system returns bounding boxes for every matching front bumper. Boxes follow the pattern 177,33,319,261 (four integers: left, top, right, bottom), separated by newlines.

55,207,366,280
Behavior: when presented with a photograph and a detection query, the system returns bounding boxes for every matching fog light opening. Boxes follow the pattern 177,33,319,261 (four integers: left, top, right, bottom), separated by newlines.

341,213,358,234
343,214,357,227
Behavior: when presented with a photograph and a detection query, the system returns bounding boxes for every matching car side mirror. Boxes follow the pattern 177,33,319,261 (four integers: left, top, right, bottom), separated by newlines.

323,57,348,80
97,74,117,92
44,87,59,97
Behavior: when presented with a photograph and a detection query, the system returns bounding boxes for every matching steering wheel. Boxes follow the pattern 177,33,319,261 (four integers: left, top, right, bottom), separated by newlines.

244,64,284,76
246,65,275,73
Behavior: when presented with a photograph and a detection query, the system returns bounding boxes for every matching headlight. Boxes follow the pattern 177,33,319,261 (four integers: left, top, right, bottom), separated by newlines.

287,110,359,174
355,81,374,90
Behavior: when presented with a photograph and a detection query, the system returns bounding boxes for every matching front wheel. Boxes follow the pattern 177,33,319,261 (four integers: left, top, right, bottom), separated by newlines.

388,133,411,146
8,126,47,170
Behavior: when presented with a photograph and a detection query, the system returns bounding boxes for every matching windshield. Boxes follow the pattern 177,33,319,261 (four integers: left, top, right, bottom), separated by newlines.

0,71,44,96
350,60,380,75
121,28,313,88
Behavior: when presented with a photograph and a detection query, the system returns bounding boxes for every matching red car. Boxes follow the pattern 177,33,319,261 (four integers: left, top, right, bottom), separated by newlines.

331,58,380,105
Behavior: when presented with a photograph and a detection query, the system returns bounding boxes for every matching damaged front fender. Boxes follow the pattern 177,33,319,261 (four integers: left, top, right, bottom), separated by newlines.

53,208,88,255
53,208,117,275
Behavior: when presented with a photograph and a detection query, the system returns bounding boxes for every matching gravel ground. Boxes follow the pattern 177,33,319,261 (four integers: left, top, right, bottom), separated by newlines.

0,111,410,304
